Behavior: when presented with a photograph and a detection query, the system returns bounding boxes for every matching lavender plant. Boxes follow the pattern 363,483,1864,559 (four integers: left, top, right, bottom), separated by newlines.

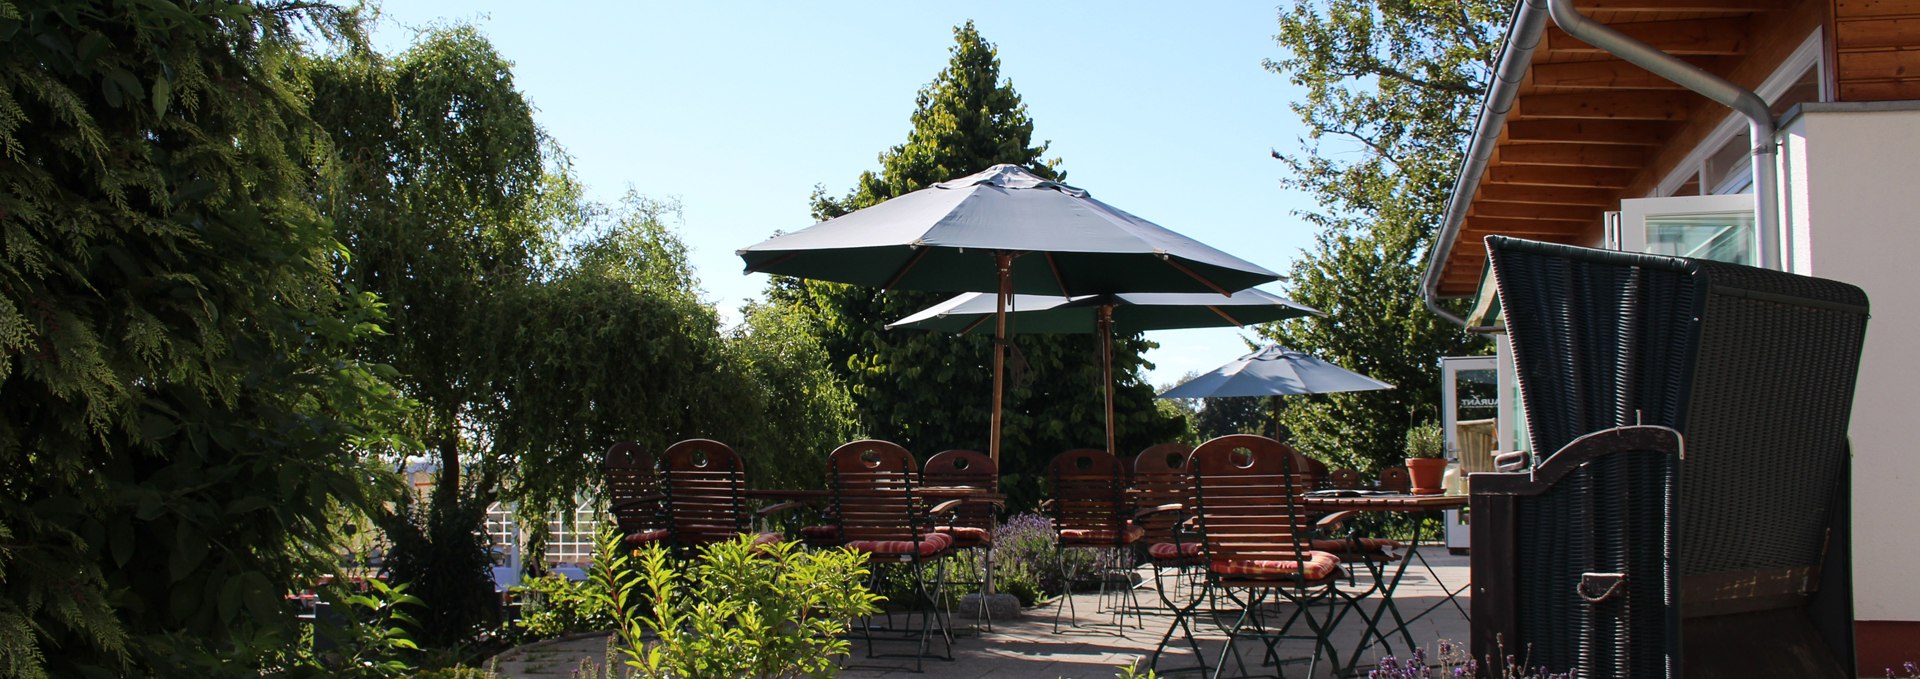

1367,639,1574,679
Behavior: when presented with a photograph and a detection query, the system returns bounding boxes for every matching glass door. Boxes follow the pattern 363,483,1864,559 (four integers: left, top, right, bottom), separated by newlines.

1442,356,1498,552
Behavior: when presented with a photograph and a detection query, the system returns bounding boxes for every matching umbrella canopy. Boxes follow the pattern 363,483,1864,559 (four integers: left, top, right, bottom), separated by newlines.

737,164,1280,296
887,289,1321,335
738,164,1281,463
889,289,1321,454
1159,344,1394,399
1159,343,1394,445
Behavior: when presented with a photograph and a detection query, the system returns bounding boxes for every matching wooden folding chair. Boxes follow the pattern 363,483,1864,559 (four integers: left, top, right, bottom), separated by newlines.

826,440,959,671
658,439,787,553
1183,434,1355,678
1046,448,1144,634
604,442,668,546
923,449,999,631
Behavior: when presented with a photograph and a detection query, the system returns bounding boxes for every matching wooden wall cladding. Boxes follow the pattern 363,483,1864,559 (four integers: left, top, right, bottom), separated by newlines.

1834,0,1920,100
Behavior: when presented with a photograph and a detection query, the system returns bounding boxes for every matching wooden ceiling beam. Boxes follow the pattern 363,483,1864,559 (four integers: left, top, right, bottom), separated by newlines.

1476,184,1618,207
1572,0,1791,10
1486,165,1637,189
1517,91,1692,120
1463,219,1589,236
1528,57,1724,89
1505,119,1676,145
1469,202,1604,222
1546,18,1749,56
1497,143,1651,168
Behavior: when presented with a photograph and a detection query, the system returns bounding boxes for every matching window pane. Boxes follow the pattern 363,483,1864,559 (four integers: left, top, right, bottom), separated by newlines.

1706,130,1751,194
1644,211,1757,265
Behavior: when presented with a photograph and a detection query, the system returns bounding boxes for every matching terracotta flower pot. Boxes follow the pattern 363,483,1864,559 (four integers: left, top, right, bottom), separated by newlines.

1406,458,1448,495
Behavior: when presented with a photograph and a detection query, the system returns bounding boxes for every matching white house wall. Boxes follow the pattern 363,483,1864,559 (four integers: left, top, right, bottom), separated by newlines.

1781,106,1920,625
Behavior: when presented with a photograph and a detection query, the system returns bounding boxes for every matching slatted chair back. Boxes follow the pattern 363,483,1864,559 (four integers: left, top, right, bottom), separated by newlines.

660,438,751,548
1131,443,1194,546
923,449,996,532
1047,448,1133,546
827,439,931,545
604,442,664,537
1299,454,1332,491
1188,435,1318,570
1328,468,1362,490
1377,467,1411,494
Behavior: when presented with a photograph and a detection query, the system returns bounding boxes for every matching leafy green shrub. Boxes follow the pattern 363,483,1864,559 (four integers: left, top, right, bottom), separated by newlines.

509,572,613,642
606,534,881,678
253,579,426,678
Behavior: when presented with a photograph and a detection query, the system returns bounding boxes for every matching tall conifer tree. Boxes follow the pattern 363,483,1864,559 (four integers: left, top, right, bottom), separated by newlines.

771,22,1181,506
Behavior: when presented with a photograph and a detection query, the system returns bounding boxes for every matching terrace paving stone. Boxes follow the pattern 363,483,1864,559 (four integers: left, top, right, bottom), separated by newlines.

490,549,1471,678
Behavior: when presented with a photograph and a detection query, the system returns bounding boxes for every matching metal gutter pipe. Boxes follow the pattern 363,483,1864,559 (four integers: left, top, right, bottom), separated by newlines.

1421,0,1551,327
1544,0,1780,271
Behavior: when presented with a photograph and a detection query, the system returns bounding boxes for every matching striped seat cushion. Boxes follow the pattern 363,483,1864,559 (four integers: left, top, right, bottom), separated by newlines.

1148,542,1203,561
1058,524,1145,545
1209,550,1341,581
1310,537,1402,556
936,525,992,546
846,532,954,557
622,528,670,545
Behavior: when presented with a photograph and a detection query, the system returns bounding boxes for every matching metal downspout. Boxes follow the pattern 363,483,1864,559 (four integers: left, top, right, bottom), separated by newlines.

1544,0,1781,270
1422,0,1551,327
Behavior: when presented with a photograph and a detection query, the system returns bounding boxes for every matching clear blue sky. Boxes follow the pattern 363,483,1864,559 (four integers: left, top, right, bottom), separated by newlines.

370,2,1327,386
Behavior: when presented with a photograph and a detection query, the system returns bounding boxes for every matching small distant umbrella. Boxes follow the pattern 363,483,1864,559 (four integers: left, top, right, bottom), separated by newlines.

738,165,1280,462
890,289,1321,453
1158,343,1394,441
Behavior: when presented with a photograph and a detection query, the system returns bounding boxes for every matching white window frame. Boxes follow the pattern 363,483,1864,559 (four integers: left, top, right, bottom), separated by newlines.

1619,193,1761,263
1654,29,1825,198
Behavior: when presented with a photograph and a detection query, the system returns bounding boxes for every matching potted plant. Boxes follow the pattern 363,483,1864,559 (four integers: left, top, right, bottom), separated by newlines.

1404,422,1447,495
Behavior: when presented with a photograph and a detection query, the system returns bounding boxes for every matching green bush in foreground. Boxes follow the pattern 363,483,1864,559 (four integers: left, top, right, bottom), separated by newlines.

602,531,882,679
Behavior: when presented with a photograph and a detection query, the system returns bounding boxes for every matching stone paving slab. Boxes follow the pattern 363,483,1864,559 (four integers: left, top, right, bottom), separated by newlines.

491,550,1471,678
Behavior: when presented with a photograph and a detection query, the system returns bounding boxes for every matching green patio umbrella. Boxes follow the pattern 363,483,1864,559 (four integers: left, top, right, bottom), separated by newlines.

888,289,1321,453
1157,343,1394,442
738,164,1280,463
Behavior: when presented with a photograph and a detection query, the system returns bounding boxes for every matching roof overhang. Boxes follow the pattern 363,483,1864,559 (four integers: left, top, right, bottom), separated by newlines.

1422,0,1808,322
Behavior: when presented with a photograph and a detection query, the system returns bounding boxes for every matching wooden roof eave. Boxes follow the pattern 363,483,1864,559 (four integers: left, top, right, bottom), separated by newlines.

1423,0,1788,308
1420,0,1554,326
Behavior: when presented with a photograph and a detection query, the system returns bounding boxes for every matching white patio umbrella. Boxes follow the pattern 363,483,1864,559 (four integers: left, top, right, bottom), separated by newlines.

1158,343,1395,440
889,289,1321,453
738,165,1280,462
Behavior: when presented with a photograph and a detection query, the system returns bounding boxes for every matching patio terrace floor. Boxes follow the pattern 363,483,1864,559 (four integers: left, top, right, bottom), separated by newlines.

491,548,1471,678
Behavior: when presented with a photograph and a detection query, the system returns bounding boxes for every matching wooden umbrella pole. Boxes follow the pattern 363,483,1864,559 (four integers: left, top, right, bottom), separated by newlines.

990,253,1013,465
1271,394,1283,441
1100,305,1116,455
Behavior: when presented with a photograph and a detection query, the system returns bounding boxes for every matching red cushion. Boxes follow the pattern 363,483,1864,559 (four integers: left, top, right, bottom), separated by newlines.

1148,542,1203,561
623,528,670,545
936,525,992,546
845,533,954,558
1310,537,1402,555
1058,524,1146,545
1210,551,1341,581
751,531,784,547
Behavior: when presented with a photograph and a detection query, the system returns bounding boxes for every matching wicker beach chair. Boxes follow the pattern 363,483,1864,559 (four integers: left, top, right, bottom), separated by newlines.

1473,236,1867,677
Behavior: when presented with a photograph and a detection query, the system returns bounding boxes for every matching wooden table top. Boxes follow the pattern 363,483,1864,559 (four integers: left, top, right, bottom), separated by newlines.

741,486,1004,504
1300,493,1468,511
